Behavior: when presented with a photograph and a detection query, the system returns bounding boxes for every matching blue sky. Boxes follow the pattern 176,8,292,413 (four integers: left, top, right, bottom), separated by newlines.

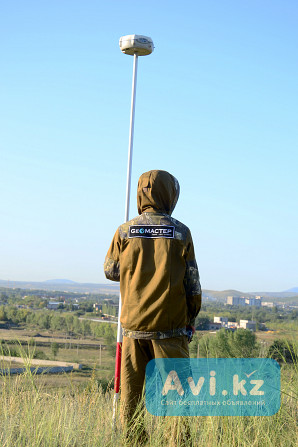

1,1,297,291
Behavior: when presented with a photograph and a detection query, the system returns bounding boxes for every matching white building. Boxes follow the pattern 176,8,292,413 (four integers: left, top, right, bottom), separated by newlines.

262,301,274,308
214,316,228,327
227,296,262,307
227,296,245,306
245,297,262,307
47,302,61,310
239,320,256,331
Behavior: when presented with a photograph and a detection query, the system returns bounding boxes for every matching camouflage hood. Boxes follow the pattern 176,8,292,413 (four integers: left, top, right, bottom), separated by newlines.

137,170,180,215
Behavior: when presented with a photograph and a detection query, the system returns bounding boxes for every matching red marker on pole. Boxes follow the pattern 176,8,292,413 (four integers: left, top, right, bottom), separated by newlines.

112,35,154,423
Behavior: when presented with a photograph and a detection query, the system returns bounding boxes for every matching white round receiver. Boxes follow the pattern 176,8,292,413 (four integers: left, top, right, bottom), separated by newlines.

119,35,154,56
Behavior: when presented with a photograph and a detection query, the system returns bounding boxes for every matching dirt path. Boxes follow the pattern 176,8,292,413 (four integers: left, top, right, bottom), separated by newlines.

1,355,82,369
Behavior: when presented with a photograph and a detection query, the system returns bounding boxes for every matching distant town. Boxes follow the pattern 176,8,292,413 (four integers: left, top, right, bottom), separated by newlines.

0,281,297,338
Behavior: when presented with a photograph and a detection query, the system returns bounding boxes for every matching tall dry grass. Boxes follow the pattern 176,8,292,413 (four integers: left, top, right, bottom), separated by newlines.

0,347,297,446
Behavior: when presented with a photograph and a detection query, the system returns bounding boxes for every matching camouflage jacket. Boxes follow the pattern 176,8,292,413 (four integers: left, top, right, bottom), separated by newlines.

104,170,202,339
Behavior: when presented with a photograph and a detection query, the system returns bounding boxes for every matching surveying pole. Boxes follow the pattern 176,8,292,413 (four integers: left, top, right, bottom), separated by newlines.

112,35,154,424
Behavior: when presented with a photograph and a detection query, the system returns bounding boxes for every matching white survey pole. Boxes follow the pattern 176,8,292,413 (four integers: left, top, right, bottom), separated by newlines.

115,54,138,353
113,34,154,426
124,53,138,223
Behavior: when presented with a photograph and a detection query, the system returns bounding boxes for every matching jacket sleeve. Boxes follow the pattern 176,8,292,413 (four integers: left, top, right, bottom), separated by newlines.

104,229,121,282
183,231,202,326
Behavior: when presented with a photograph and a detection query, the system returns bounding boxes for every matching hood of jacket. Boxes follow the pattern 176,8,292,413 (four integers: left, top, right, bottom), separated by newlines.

137,170,180,215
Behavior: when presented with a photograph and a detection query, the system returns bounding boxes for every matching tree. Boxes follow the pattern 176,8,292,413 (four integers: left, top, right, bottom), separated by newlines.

50,314,64,331
38,313,51,330
229,329,258,358
73,317,81,335
198,335,211,358
196,329,259,358
267,339,297,364
0,306,7,321
16,309,29,323
103,324,115,339
77,319,90,336
189,333,204,357
209,329,233,358
5,306,17,322
51,342,59,358
0,292,8,303
91,322,105,338
65,314,74,334
195,317,210,330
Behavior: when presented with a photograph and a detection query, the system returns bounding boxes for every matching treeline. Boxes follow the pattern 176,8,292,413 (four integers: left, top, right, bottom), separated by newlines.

0,289,118,311
196,302,298,329
101,303,118,317
189,328,297,364
0,306,116,341
0,287,117,301
190,329,259,358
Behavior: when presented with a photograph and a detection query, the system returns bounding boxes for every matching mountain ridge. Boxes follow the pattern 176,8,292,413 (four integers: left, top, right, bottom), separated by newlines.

0,279,297,302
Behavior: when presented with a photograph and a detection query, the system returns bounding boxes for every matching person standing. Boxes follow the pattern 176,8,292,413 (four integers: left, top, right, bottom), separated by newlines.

104,169,202,429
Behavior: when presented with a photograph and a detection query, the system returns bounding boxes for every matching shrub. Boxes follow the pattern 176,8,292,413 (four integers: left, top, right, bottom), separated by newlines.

267,339,298,364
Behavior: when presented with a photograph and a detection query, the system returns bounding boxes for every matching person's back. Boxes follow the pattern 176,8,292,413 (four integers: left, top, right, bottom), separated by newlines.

104,169,201,335
104,169,202,431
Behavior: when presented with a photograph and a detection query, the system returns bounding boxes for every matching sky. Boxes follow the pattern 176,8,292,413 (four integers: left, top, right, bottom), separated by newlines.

1,1,297,292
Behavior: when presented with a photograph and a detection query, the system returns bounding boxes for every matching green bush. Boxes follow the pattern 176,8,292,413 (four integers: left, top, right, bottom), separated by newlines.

33,350,49,360
192,329,260,358
267,339,298,364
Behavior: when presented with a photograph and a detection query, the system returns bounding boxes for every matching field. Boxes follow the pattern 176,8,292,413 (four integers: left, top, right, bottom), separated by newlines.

0,325,297,446
0,361,297,446
0,326,115,388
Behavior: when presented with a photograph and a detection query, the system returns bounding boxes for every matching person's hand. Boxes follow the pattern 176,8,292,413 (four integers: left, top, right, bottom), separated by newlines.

186,325,195,343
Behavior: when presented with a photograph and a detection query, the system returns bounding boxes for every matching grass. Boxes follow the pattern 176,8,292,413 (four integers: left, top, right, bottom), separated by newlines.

0,326,297,446
0,355,297,446
0,326,106,346
0,327,115,387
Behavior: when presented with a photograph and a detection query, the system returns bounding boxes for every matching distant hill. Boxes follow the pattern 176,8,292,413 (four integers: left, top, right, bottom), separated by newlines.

44,279,78,284
0,280,297,304
284,287,298,293
203,289,255,301
0,279,120,294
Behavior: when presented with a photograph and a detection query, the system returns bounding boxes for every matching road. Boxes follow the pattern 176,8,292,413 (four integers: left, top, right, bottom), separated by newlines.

79,317,117,325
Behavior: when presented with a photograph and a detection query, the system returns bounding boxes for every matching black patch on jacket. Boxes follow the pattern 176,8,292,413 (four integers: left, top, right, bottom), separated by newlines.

128,225,175,239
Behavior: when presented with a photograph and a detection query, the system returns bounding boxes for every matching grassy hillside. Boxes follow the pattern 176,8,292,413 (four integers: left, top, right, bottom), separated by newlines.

0,317,297,446
203,289,252,301
203,289,298,305
0,359,297,446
